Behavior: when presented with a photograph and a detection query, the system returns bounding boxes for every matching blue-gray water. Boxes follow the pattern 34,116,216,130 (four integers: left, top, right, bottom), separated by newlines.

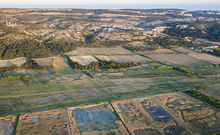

1,4,220,11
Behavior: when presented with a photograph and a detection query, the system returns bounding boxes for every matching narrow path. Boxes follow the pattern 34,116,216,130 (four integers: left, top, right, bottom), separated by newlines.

108,101,132,135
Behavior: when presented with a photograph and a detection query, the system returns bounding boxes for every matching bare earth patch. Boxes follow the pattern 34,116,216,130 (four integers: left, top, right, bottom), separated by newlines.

188,53,220,64
52,57,69,69
173,48,195,53
95,55,151,63
16,109,69,135
0,57,26,67
69,55,98,65
33,57,54,66
66,47,133,56
138,49,175,54
149,54,210,66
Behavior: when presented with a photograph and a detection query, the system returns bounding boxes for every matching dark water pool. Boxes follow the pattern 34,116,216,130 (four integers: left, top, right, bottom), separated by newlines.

142,100,171,123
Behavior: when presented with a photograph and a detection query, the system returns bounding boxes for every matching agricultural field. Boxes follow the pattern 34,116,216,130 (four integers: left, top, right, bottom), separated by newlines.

0,115,16,135
188,67,220,75
153,92,220,135
93,69,184,79
112,92,220,135
33,56,70,68
188,53,220,64
95,75,220,99
52,57,70,69
65,47,133,56
69,103,128,135
95,55,151,63
0,57,26,67
173,48,195,54
69,55,98,65
149,54,210,66
33,57,54,66
112,93,194,135
137,48,175,54
16,109,70,135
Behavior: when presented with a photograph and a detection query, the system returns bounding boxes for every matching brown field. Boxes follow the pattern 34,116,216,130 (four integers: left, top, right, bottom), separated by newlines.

33,57,54,66
149,54,210,66
0,57,26,67
112,93,195,135
16,109,70,135
0,115,16,135
95,55,151,63
173,48,194,53
69,55,98,65
52,57,69,69
138,49,175,54
188,53,220,64
65,47,133,56
68,103,128,135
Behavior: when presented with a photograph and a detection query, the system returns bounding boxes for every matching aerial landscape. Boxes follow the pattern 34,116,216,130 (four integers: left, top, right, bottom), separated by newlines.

0,0,220,134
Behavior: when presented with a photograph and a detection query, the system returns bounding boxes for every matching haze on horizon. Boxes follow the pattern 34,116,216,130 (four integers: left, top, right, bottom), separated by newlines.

1,0,220,10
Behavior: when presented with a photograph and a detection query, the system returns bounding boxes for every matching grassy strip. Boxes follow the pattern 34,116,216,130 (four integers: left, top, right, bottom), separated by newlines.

12,114,20,135
184,90,220,109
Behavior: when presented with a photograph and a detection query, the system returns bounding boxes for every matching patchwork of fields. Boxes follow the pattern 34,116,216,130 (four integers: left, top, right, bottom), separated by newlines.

0,47,220,134
1,92,219,135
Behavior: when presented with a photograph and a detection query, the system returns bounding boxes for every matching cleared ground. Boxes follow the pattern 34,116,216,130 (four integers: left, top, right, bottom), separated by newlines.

52,56,70,69
0,57,26,67
173,48,195,54
69,55,98,65
16,109,69,135
66,47,133,56
149,54,210,66
188,53,220,64
33,57,54,66
137,49,175,54
95,55,151,63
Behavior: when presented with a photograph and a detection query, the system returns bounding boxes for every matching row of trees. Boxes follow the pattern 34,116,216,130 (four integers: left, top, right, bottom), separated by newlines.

67,57,142,70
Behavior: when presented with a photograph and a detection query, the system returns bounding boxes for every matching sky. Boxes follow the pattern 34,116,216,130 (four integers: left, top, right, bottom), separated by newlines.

1,0,220,10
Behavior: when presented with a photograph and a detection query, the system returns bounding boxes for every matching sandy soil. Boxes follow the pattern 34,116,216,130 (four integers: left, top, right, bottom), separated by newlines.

33,57,54,66
69,55,98,65
52,57,69,69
